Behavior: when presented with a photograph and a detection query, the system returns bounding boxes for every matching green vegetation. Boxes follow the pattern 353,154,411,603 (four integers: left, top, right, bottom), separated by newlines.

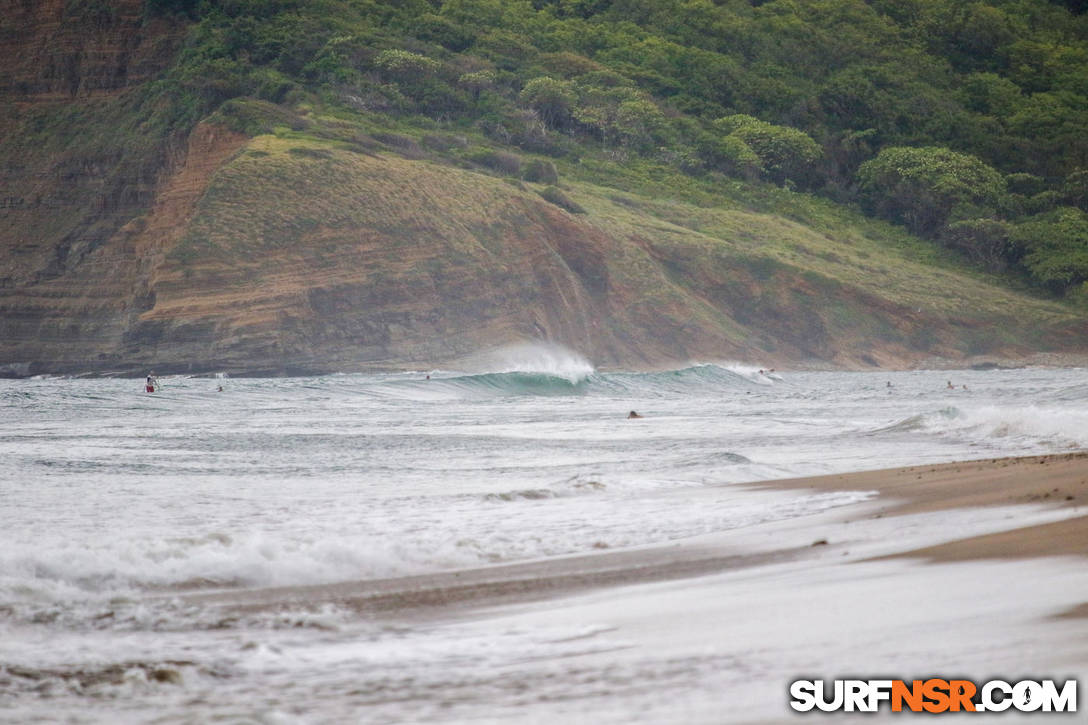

133,0,1088,299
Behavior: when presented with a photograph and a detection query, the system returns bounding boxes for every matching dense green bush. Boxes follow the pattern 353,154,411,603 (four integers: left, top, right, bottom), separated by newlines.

857,147,1006,237
714,115,822,187
137,0,1088,296
1012,208,1088,293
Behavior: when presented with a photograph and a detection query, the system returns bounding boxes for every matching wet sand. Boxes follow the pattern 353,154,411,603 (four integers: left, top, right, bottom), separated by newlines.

186,536,809,616
756,451,1088,558
185,453,1088,617
171,454,1088,722
759,451,1087,515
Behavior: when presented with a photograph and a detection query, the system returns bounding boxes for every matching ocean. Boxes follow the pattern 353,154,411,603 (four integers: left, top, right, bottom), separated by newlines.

2,345,1086,723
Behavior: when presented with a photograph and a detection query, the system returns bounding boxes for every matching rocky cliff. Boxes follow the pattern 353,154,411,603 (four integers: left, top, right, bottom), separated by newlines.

0,4,1085,376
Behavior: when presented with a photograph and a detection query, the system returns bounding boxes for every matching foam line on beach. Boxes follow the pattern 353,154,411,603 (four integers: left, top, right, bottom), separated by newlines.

180,454,1088,619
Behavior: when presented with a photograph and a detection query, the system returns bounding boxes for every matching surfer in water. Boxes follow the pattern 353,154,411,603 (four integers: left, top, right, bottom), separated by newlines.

627,410,643,419
145,373,157,393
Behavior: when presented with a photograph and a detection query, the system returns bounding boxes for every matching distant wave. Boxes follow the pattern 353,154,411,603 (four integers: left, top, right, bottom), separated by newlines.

367,353,782,399
439,370,592,396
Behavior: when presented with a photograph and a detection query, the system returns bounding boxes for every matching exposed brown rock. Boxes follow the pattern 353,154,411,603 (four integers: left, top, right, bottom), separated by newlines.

0,0,183,102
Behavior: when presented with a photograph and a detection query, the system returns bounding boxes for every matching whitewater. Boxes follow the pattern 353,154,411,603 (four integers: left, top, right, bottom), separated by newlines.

1,345,1086,723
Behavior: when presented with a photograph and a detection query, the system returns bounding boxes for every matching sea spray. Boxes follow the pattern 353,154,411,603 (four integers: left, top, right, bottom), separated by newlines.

467,341,596,383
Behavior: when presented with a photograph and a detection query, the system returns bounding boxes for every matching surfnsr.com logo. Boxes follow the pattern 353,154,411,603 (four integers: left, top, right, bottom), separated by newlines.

789,679,1077,713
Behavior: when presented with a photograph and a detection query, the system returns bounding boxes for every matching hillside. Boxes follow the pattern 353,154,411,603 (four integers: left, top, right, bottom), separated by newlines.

1,0,1087,375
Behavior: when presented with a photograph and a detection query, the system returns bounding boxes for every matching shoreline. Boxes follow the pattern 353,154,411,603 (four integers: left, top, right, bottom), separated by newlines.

754,451,1088,515
757,452,1088,562
184,452,1088,619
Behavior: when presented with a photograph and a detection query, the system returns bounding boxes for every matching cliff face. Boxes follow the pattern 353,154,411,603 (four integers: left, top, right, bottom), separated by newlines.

4,128,1083,376
0,0,180,101
0,122,247,376
0,0,186,283
0,5,1085,375
0,0,194,375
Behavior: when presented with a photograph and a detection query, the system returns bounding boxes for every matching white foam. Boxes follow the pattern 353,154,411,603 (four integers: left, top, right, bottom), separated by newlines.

0,486,871,609
923,404,1088,448
0,530,477,603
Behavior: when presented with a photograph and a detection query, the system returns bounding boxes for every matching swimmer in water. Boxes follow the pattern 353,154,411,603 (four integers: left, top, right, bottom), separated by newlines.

627,410,643,419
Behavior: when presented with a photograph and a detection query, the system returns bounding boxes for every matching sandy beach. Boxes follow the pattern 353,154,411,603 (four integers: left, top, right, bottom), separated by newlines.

759,452,1088,558
173,453,1088,722
187,453,1088,615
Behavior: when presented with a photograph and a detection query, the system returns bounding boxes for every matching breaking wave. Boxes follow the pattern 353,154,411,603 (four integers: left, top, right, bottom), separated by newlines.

376,348,781,399
874,405,1088,449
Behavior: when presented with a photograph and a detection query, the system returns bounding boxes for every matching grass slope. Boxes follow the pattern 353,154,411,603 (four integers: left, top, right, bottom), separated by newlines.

150,124,1081,368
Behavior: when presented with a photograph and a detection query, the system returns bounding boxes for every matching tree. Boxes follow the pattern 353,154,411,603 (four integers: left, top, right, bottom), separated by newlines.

942,218,1017,272
715,134,764,181
856,146,1006,237
613,99,666,149
519,77,576,129
1011,208,1088,294
1064,169,1088,211
713,114,822,187
374,49,440,82
458,70,497,101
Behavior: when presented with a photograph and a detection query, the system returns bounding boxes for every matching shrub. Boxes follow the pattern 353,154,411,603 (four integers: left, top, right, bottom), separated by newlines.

537,52,602,78
942,219,1017,271
714,115,822,187
519,77,575,129
412,14,475,52
467,149,522,176
421,134,468,152
374,49,440,81
371,132,424,158
537,185,585,214
523,159,559,184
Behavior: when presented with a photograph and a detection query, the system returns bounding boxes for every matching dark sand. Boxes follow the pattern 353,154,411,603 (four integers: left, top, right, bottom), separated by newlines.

756,452,1088,559
183,453,1088,618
